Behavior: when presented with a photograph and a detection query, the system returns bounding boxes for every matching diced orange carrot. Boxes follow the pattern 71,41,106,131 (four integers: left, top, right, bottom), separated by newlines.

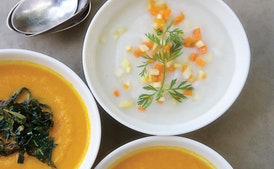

157,100,164,104
154,62,164,72
134,48,145,58
193,27,202,41
149,1,165,16
184,90,193,96
149,8,158,16
184,27,204,48
153,62,164,82
174,12,185,26
144,41,154,49
189,53,198,62
164,44,171,53
195,57,206,67
190,27,208,54
156,72,163,82
149,0,170,20
113,90,120,97
166,65,175,72
162,8,172,20
138,105,146,112
123,83,130,90
198,45,207,54
184,37,195,47
148,0,157,15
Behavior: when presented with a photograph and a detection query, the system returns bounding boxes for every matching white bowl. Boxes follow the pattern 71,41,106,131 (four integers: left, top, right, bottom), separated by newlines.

95,136,233,169
0,49,101,169
83,0,250,135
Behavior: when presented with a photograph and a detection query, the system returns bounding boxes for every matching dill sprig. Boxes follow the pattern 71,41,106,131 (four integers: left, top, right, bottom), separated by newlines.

137,22,193,109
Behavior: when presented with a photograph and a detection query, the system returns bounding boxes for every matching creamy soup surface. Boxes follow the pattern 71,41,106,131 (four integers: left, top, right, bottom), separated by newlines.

109,146,216,169
94,0,235,124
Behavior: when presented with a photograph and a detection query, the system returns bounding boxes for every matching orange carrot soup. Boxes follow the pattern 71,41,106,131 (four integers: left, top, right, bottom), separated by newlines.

0,60,90,169
110,146,216,169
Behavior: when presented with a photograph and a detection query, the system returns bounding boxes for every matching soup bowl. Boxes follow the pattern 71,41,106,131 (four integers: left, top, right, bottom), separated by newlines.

95,136,232,169
0,49,101,169
83,0,250,135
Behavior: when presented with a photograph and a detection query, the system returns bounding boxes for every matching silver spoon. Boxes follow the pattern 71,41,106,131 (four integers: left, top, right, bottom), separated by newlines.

7,3,91,36
36,0,91,35
76,0,89,12
11,0,78,34
7,0,91,36
7,1,21,34
29,2,92,36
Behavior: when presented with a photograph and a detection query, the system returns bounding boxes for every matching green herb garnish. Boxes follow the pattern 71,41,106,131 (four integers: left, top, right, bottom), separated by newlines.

0,87,56,168
137,22,193,109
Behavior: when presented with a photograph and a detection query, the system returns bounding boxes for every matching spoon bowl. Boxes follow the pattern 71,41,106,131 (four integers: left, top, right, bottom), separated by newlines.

43,0,90,35
7,0,91,36
11,0,78,34
32,2,91,36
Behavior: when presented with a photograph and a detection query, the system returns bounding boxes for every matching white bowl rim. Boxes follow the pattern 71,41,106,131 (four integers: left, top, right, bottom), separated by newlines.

0,49,102,169
95,136,233,169
83,0,250,135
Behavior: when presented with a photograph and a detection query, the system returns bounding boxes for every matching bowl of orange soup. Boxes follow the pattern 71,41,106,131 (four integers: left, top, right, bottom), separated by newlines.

83,0,250,135
0,49,101,169
95,136,232,169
